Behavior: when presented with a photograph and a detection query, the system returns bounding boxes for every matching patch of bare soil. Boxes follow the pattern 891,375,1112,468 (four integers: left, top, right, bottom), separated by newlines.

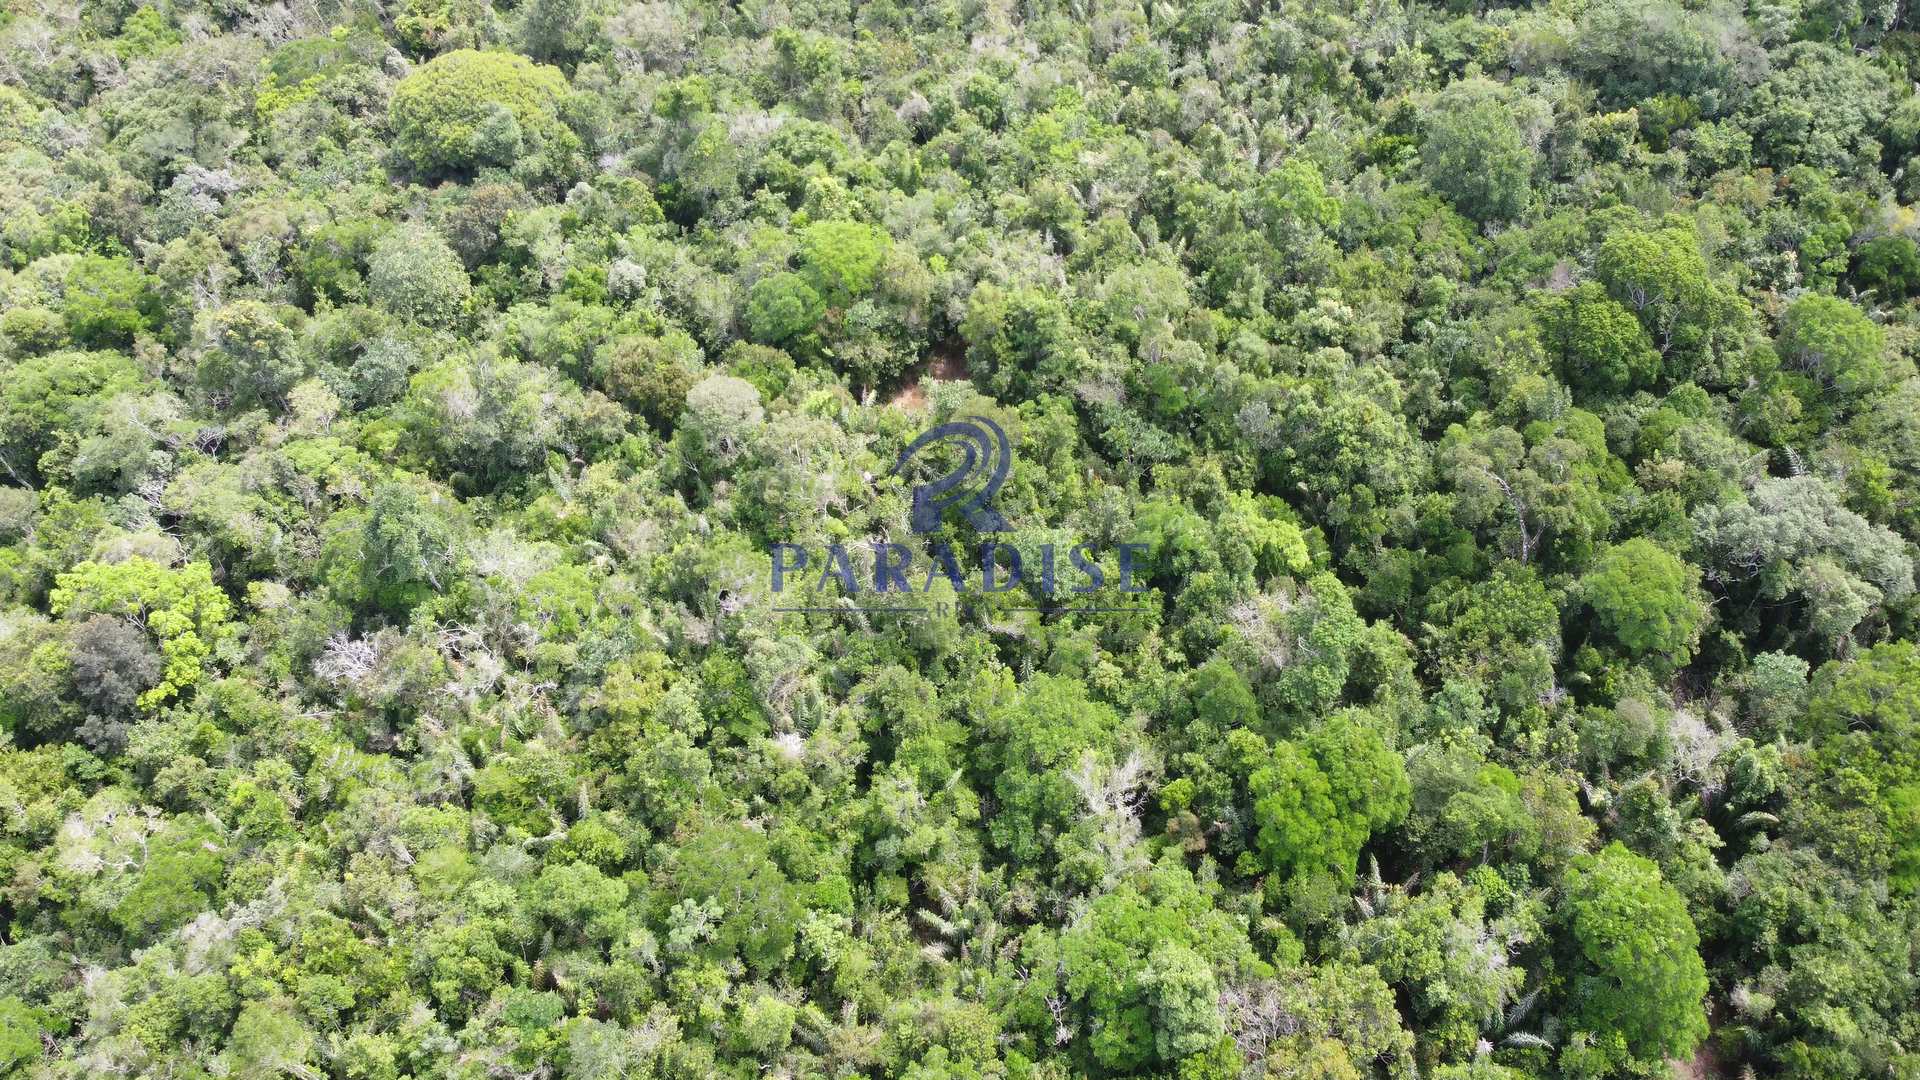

887,339,970,411
1672,1039,1728,1080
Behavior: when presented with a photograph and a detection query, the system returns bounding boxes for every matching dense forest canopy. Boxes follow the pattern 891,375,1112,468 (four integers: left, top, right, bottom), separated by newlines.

1,0,1919,1076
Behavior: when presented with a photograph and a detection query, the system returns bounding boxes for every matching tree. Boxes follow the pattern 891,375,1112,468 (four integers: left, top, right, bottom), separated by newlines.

1222,573,1373,726
1249,713,1408,884
49,558,233,709
389,49,575,176
395,0,498,54
1594,224,1743,371
797,220,891,305
0,349,147,486
1790,642,1920,891
227,1001,317,1079
1741,43,1892,174
1224,962,1418,1077
115,815,227,941
368,225,472,330
655,822,806,975
604,328,701,430
358,480,463,610
1420,79,1535,224
1740,651,1810,740
1577,539,1708,666
1853,235,1920,300
1342,872,1532,1065
1436,412,1619,569
676,373,764,470
1720,847,1920,1077
532,861,628,944
959,283,1085,398
976,673,1130,868
1404,741,1556,864
1139,944,1224,1060
1305,712,1412,876
517,0,611,64
1776,293,1887,401
736,993,798,1056
68,614,161,748
400,349,580,488
193,299,306,411
744,272,824,348
1053,859,1264,1072
1692,475,1913,650
1569,0,1744,114
0,997,51,1074
1237,362,1428,548
60,255,164,348
1249,739,1341,881
1539,283,1663,394
1428,564,1562,723
1559,843,1710,1069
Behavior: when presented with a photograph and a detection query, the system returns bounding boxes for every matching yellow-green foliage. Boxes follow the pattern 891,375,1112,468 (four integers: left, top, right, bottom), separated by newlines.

49,558,232,708
388,49,570,174
256,73,324,120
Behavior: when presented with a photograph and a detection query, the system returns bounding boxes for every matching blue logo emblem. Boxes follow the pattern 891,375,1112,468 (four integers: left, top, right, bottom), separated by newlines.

763,413,1151,610
892,415,1011,533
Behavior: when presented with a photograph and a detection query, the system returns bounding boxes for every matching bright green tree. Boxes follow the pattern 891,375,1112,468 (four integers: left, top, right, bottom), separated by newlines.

1776,293,1887,401
1055,860,1263,1072
389,49,573,175
1577,539,1708,666
1249,739,1341,881
1540,283,1663,394
61,255,164,348
1559,844,1709,1070
797,219,891,304
49,558,233,708
1249,713,1408,883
